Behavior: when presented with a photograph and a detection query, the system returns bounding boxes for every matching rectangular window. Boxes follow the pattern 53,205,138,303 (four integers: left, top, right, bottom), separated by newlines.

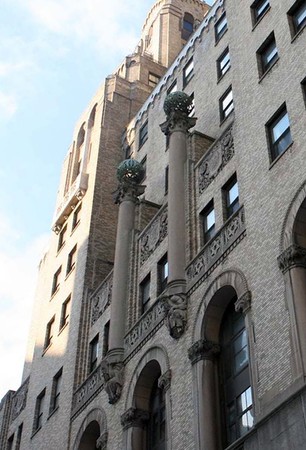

288,0,306,36
33,389,45,433
148,72,160,88
188,93,195,117
220,86,234,122
57,225,67,252
49,368,62,413
223,175,239,219
102,321,110,357
251,0,270,25
15,423,23,450
217,47,231,79
141,156,147,180
66,245,77,275
183,58,194,87
51,266,61,296
59,296,71,330
165,166,169,194
301,76,306,106
257,33,278,77
158,255,168,295
167,81,177,95
201,201,216,244
44,316,55,350
215,13,228,42
140,274,151,314
266,105,292,161
72,203,82,230
89,334,99,373
7,435,14,450
139,121,148,149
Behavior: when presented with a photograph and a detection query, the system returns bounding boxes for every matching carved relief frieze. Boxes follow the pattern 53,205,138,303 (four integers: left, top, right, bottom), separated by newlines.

91,274,113,326
124,298,166,360
186,207,245,292
10,377,29,422
198,125,234,194
139,206,168,265
72,364,105,417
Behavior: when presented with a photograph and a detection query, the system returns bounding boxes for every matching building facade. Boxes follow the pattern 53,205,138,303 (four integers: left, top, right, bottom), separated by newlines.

2,0,306,448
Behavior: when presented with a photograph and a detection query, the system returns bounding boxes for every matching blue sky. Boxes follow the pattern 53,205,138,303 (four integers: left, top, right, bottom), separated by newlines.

0,0,213,399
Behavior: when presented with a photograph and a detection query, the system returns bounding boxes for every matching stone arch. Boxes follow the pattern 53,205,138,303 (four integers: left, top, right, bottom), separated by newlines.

193,268,250,343
280,179,306,252
73,408,107,450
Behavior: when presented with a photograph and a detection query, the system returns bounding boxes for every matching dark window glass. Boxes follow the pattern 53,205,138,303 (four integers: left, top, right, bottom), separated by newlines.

59,296,71,330
167,81,177,95
183,58,194,87
188,93,195,117
89,334,99,373
158,254,168,295
57,225,67,252
139,121,148,148
141,156,147,180
148,380,166,450
223,175,239,219
103,321,110,357
33,389,45,432
257,33,278,77
50,368,62,413
72,204,82,229
182,12,194,40
44,317,55,350
66,245,77,275
219,302,253,446
220,86,234,121
7,434,14,450
251,0,270,24
140,275,151,314
267,105,292,161
149,72,160,88
51,266,61,296
201,201,216,243
301,76,306,106
215,13,228,42
164,166,169,194
15,424,23,450
288,0,306,36
217,47,231,79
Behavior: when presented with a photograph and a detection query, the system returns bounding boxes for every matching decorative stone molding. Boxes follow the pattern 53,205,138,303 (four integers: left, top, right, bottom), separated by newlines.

162,293,187,339
158,369,171,391
124,298,166,360
160,111,197,135
139,206,168,265
101,359,124,405
91,273,113,326
72,365,105,417
235,291,251,315
188,340,220,365
10,377,29,422
197,124,234,194
277,244,306,273
96,431,108,450
121,407,150,430
186,206,246,292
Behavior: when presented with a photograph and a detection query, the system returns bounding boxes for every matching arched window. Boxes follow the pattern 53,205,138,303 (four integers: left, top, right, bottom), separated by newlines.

182,13,194,40
219,302,253,446
78,420,100,450
148,379,166,450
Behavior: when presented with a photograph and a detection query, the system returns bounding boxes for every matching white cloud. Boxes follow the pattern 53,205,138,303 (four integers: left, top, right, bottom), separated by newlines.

0,92,18,120
0,211,49,399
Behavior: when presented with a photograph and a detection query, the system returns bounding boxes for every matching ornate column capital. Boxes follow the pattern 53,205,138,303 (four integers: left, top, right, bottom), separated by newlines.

162,293,187,339
278,244,306,273
188,339,220,365
113,181,145,205
96,431,108,450
121,407,150,430
235,291,251,315
158,369,171,391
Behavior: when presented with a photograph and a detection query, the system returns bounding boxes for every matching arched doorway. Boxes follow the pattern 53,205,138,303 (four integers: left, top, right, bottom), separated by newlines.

78,420,100,450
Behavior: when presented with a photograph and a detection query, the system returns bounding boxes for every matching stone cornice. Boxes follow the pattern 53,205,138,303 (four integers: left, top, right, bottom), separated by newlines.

278,244,306,273
188,339,220,365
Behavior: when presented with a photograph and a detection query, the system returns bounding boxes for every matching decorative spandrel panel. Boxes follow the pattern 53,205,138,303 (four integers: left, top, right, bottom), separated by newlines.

10,377,29,422
187,206,246,292
197,124,234,194
90,272,113,326
139,205,168,265
72,364,105,418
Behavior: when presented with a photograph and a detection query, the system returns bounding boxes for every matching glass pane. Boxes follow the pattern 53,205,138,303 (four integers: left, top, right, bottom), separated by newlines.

296,3,306,28
233,313,244,334
256,0,269,18
221,52,230,73
223,90,233,110
227,401,236,425
234,347,249,373
217,16,227,34
163,261,169,279
185,60,193,77
264,42,278,66
272,112,289,142
206,209,215,231
228,181,238,205
234,330,247,354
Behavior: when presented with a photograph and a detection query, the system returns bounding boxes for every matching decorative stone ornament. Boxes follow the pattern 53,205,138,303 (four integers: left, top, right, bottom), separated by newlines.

101,359,124,405
96,431,108,450
235,291,251,315
188,339,220,365
121,407,150,430
277,244,306,273
162,293,187,339
158,369,171,391
163,91,194,117
117,159,145,185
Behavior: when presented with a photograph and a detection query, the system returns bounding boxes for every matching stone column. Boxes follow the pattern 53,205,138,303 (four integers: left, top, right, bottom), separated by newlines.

188,340,220,450
160,92,196,338
121,408,150,450
103,159,145,404
278,244,306,375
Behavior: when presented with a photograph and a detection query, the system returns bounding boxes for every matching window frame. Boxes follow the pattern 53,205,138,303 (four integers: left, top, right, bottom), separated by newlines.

59,295,71,331
301,76,306,106
66,245,77,275
148,72,160,88
201,201,216,244
288,0,306,37
33,388,46,433
182,12,194,40
51,266,61,296
89,334,99,374
140,274,151,314
49,368,63,414
164,165,169,195
266,104,293,162
251,0,270,26
215,13,228,43
167,80,177,95
217,47,231,80
183,58,194,88
219,86,234,122
158,254,168,295
72,203,82,230
223,174,240,220
44,316,55,350
102,321,110,357
57,225,67,252
257,33,278,78
139,121,148,149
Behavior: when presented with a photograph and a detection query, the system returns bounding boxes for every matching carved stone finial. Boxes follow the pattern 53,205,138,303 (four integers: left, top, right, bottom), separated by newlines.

96,431,108,450
117,159,145,185
158,369,171,391
235,291,251,315
101,359,124,405
160,91,196,135
121,407,150,430
277,244,306,273
162,294,187,339
163,91,193,117
188,339,220,365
